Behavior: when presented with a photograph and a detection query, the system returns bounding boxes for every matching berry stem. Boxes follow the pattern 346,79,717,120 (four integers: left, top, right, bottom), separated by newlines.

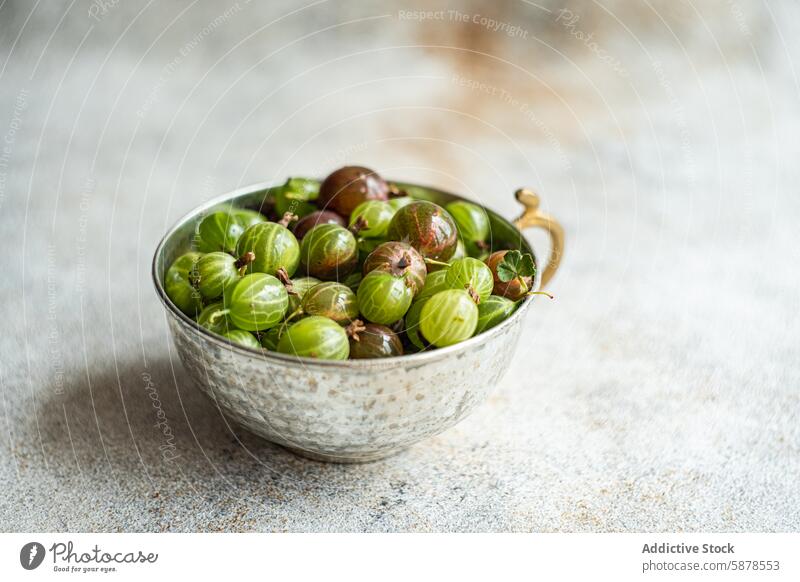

235,251,256,275
345,319,367,341
424,258,451,268
277,212,298,228
516,275,529,295
524,290,554,300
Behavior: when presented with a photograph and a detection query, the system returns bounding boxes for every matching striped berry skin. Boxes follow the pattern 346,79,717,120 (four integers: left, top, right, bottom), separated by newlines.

277,316,350,360
444,257,494,303
196,302,232,335
165,252,204,316
349,323,403,359
287,276,321,313
485,250,532,301
415,269,449,302
221,330,261,349
299,223,358,280
419,289,478,348
225,273,289,331
386,200,458,262
232,208,268,228
362,241,427,298
235,221,300,277
356,270,413,326
300,282,358,325
474,295,516,334
196,211,246,253
192,252,240,300
445,201,489,243
292,210,345,240
403,300,428,350
349,200,394,238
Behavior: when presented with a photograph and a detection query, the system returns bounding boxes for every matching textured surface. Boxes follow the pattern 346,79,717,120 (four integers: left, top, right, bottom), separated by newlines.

1,0,799,531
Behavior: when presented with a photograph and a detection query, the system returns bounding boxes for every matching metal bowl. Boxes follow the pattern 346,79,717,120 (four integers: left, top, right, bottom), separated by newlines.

152,181,564,462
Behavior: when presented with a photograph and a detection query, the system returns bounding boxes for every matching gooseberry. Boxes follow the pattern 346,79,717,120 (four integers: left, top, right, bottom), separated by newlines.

419,289,478,347
318,166,389,216
196,302,232,335
403,300,428,350
233,208,268,228
165,252,204,316
349,200,393,238
474,295,516,334
348,321,403,359
356,270,413,325
386,200,458,261
446,201,490,243
196,211,246,253
235,220,300,277
444,257,494,303
277,316,349,360
286,276,321,313
223,273,289,331
292,210,345,239
292,282,358,325
414,269,448,301
362,241,426,297
191,251,254,301
274,177,320,219
221,329,261,349
299,223,358,280
387,196,413,212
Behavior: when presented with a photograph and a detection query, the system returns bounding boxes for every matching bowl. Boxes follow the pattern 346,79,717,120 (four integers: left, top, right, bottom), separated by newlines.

152,181,564,462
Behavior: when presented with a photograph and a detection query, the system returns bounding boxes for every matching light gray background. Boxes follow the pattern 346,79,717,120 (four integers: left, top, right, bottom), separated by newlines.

1,0,798,531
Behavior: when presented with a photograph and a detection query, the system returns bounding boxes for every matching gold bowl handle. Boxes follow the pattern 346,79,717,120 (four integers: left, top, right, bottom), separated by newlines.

513,188,564,289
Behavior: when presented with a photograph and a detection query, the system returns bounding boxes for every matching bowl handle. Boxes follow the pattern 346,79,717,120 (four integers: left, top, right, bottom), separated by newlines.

513,188,564,289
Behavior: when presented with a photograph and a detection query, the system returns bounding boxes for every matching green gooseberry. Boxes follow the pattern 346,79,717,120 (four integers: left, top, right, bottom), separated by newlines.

223,273,289,331
387,196,414,212
419,289,479,347
277,316,349,360
356,270,413,325
293,282,358,325
196,302,232,335
165,252,204,316
299,223,358,280
196,211,246,253
235,221,300,277
474,295,517,334
221,329,261,349
233,208,268,228
465,239,490,261
287,276,321,313
415,269,449,302
444,257,494,303
349,200,394,238
191,251,254,301
274,177,320,219
446,201,490,243
404,300,428,350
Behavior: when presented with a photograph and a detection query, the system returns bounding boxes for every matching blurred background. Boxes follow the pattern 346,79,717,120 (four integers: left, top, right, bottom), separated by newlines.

1,0,798,531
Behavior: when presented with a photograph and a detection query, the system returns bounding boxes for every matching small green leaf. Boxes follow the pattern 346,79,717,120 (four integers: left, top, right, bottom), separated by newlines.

496,250,536,282
518,253,536,278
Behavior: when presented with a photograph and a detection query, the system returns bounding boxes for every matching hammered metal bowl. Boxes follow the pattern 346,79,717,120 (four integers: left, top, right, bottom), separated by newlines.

152,181,563,462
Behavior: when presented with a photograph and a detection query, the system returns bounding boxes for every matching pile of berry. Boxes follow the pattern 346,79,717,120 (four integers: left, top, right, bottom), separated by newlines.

164,166,545,360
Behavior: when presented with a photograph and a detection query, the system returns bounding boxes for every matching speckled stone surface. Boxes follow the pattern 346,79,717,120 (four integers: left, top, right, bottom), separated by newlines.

1,0,798,532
